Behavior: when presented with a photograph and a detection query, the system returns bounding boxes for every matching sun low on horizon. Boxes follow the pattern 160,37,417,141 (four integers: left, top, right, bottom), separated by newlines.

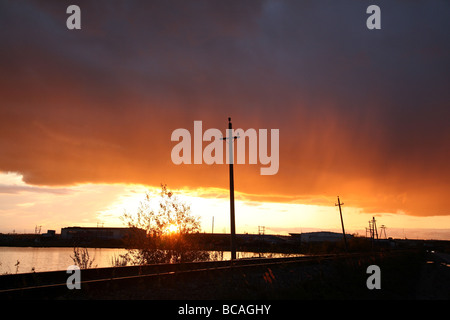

1,171,450,241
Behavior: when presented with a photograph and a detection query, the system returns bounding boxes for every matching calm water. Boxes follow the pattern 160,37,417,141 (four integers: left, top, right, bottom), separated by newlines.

0,247,128,274
0,247,297,274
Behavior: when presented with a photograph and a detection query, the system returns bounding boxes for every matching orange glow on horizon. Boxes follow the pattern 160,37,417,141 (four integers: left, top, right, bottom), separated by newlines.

0,172,449,240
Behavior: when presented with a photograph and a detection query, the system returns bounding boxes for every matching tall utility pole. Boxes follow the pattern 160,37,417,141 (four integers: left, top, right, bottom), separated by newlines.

371,217,378,240
335,196,348,252
222,117,238,261
380,225,387,239
368,217,379,249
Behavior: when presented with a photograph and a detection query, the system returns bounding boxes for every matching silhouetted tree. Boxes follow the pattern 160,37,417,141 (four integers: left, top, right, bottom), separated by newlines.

118,184,209,265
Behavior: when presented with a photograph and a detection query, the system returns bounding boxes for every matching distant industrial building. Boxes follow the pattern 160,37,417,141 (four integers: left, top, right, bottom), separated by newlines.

41,230,56,238
289,231,353,243
61,226,145,240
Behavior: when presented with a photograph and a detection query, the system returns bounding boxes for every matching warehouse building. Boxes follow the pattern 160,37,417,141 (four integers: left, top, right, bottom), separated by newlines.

289,231,353,243
61,226,145,240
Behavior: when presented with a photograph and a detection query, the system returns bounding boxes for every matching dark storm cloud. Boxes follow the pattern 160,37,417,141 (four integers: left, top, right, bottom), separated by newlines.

0,0,449,216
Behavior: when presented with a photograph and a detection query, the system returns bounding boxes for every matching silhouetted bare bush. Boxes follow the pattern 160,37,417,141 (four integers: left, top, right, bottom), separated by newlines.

71,247,97,269
117,184,210,265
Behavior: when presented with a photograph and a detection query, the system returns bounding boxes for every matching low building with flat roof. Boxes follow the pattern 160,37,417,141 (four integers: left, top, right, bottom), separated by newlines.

289,231,353,243
61,226,145,240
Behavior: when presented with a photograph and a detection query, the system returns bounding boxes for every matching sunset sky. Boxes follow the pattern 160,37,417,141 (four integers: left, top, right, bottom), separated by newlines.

1,1,449,239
